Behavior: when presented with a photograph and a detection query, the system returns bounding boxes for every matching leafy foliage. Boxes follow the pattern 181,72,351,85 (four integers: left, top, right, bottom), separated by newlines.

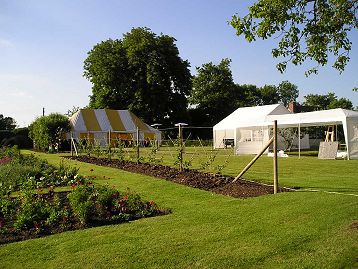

258,85,280,105
29,113,70,151
231,0,358,75
68,183,163,225
303,92,353,110
65,106,81,117
189,59,246,126
277,80,299,106
0,150,167,238
0,147,80,195
84,27,192,125
0,115,16,131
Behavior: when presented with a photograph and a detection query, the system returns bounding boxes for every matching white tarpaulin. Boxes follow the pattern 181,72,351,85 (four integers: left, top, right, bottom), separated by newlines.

213,104,358,159
213,104,291,151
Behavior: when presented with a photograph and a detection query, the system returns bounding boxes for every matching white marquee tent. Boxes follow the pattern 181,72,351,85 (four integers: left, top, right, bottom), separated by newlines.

213,104,358,159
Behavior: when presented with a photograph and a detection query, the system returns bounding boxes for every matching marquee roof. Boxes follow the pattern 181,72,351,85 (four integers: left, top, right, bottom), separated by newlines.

69,109,160,134
266,108,358,127
213,104,291,130
214,104,358,130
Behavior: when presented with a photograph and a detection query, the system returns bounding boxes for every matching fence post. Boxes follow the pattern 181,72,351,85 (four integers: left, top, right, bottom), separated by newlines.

136,127,140,163
273,120,279,194
179,124,183,171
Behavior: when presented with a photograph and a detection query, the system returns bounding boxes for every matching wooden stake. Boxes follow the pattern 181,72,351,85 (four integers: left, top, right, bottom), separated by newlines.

233,136,274,182
136,127,140,162
273,120,278,194
179,124,183,171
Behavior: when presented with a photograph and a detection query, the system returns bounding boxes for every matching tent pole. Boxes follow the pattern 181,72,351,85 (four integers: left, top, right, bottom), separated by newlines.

343,120,350,160
70,132,73,157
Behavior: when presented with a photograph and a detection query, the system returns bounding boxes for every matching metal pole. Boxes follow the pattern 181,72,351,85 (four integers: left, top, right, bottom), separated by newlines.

273,120,279,194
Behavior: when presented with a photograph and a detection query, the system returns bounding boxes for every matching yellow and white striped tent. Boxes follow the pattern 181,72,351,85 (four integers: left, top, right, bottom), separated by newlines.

68,109,161,146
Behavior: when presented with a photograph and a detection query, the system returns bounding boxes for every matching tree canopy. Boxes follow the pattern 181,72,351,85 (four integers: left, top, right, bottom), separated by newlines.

277,80,299,106
0,114,16,131
303,92,353,110
188,58,301,126
29,113,70,151
189,59,242,125
84,27,192,125
231,0,358,75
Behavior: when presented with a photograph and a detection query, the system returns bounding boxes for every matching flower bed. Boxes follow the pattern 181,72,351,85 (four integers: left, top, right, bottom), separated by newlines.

0,181,169,244
0,147,169,244
0,146,79,196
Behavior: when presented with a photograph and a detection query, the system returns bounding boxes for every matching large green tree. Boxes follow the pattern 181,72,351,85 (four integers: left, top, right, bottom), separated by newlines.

84,27,192,125
231,0,357,75
258,84,280,105
0,114,16,131
189,59,287,127
303,92,353,110
277,80,299,106
189,59,245,125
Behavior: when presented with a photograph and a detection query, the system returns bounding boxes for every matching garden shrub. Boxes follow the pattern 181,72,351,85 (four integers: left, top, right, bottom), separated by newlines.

68,184,95,224
0,147,80,195
0,130,13,146
29,113,70,151
0,179,167,242
0,150,168,241
68,183,162,225
1,128,32,149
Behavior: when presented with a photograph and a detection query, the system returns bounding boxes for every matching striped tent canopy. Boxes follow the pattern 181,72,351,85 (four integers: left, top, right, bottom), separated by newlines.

68,109,161,145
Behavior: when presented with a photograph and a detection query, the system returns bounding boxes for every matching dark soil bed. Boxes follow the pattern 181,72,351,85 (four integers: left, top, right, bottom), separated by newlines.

65,156,290,198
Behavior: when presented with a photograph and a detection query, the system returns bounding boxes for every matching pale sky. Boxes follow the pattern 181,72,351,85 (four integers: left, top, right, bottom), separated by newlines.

1,0,357,127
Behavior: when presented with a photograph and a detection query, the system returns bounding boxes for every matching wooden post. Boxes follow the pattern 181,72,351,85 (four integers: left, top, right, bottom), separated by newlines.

108,129,111,147
273,120,278,194
179,124,183,171
136,127,140,162
233,136,274,182
298,123,301,159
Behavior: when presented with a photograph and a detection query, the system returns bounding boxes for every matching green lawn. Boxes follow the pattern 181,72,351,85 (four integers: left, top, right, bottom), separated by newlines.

66,146,358,194
0,150,357,268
